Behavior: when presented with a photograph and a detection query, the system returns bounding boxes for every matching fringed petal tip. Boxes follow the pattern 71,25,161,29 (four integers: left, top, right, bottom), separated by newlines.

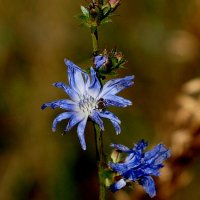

41,104,47,110
52,82,63,87
130,75,135,81
82,145,87,151
64,58,76,70
110,143,131,152
64,58,69,66
134,140,148,150
101,126,105,131
116,130,121,135
64,58,87,74
41,102,57,110
140,176,156,198
52,127,56,132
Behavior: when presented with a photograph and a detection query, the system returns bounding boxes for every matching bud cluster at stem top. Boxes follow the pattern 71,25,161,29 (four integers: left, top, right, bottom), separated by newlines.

78,0,121,28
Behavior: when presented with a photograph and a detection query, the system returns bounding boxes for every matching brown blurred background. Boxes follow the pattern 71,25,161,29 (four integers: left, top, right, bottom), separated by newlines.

0,0,200,199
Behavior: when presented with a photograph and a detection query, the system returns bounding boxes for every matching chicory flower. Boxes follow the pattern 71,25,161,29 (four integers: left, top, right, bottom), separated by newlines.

42,59,134,150
109,140,171,197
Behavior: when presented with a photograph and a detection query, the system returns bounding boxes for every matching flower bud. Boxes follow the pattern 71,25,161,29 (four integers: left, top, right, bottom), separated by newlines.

89,2,100,20
109,0,120,9
94,55,108,69
94,49,126,76
114,51,123,63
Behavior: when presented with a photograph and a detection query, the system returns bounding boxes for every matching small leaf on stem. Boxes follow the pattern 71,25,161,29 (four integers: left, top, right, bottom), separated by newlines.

81,5,89,17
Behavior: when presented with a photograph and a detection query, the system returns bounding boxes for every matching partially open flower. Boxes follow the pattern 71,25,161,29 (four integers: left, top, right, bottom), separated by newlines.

109,140,171,198
94,49,126,76
94,55,109,69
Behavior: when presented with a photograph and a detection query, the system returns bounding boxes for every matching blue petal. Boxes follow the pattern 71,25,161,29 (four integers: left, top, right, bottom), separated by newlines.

123,155,142,171
104,99,125,107
65,114,85,131
77,117,88,150
94,55,107,69
134,140,148,152
124,153,135,162
99,75,134,98
110,159,141,175
110,143,131,153
110,179,126,192
53,82,80,102
110,120,121,134
104,95,132,107
52,112,73,132
98,111,121,125
124,151,142,164
64,59,86,94
144,144,171,165
88,67,101,98
123,169,142,181
99,110,120,122
109,162,129,175
142,166,161,176
90,111,104,131
41,99,78,111
64,58,84,72
103,76,134,90
84,72,91,89
139,176,156,198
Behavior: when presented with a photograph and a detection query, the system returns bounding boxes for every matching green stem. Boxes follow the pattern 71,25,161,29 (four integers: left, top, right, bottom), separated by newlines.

94,123,106,200
91,18,105,200
91,27,99,56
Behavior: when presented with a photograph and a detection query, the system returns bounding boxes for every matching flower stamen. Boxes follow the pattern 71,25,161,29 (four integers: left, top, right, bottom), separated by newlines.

79,94,97,115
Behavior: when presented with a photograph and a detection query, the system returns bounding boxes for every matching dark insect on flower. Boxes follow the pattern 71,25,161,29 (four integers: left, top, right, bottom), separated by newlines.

97,98,107,111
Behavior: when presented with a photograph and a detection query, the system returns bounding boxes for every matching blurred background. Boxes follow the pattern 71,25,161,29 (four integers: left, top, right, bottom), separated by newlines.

0,0,200,199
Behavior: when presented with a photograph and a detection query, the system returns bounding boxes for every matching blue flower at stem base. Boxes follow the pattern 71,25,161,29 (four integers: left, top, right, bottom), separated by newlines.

109,140,171,198
41,59,134,150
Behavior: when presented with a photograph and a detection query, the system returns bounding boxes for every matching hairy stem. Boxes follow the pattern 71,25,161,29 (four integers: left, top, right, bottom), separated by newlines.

94,123,106,200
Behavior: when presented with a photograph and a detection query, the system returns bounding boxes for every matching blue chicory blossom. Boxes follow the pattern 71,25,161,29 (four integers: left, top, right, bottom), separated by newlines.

41,59,134,150
94,55,108,69
109,140,171,197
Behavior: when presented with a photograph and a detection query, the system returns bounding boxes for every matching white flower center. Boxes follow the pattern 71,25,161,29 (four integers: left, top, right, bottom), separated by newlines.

79,94,98,115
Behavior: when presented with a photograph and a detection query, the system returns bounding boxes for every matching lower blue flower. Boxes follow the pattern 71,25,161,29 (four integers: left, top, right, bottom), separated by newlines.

109,140,171,198
41,59,134,150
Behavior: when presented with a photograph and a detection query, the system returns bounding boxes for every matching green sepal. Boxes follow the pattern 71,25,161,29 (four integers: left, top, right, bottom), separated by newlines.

80,6,89,18
102,5,111,16
99,70,118,77
102,169,115,187
119,65,125,69
85,67,91,74
75,14,91,28
100,17,112,25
